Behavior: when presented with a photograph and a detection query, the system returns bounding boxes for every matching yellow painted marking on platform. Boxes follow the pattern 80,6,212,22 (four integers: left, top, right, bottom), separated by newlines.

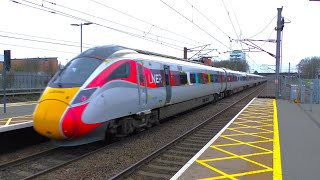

4,102,38,107
5,120,31,123
200,151,273,162
229,125,273,132
215,139,273,147
221,135,272,153
229,127,271,134
199,169,273,180
257,119,274,122
196,160,237,180
273,99,282,180
223,130,273,138
234,120,273,126
212,146,272,170
222,132,273,138
224,129,273,140
234,120,272,126
189,99,277,180
5,118,12,126
0,114,33,121
10,119,31,122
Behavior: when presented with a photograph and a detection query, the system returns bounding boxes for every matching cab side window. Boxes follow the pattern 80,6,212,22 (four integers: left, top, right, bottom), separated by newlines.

138,64,144,83
106,62,130,82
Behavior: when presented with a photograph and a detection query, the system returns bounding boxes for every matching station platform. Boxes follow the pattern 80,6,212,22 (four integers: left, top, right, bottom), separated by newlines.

172,98,320,180
0,101,35,132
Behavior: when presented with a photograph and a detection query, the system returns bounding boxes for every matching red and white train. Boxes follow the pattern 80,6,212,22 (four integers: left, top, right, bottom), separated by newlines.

33,45,265,146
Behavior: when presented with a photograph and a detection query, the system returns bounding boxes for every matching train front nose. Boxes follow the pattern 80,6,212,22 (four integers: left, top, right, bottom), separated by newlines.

33,87,79,139
34,100,73,139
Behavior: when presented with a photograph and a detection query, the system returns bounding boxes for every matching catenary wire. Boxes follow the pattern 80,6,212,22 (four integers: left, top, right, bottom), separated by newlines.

42,0,198,47
0,30,96,47
258,28,275,48
12,0,183,51
184,0,231,39
0,42,78,54
221,0,241,46
247,16,276,39
160,0,231,50
0,34,90,48
226,0,242,39
87,0,205,45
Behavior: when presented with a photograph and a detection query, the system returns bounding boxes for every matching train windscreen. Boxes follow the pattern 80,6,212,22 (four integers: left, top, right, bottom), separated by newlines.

49,57,102,88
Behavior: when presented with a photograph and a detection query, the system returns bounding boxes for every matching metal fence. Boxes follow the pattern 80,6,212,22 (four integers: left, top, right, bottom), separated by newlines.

279,75,320,105
0,73,51,90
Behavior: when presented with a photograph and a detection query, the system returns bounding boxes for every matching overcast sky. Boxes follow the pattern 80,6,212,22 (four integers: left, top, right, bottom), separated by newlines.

1,0,320,72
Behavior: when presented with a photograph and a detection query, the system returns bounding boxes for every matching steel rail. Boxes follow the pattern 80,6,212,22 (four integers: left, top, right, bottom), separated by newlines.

110,84,265,179
0,147,59,169
0,142,106,180
0,84,265,179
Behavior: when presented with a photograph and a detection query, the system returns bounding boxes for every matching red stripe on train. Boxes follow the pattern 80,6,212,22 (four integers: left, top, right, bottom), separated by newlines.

61,103,102,138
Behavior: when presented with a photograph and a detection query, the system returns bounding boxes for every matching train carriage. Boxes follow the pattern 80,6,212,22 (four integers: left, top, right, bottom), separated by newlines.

33,45,265,146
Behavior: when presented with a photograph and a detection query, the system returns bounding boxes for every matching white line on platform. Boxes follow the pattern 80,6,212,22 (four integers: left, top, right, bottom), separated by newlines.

0,121,33,133
0,101,38,107
170,97,256,180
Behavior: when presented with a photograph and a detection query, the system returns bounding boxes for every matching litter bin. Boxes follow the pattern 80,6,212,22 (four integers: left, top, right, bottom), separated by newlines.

290,84,298,102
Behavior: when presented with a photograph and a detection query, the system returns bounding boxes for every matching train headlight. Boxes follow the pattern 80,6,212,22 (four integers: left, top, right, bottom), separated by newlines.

72,88,97,105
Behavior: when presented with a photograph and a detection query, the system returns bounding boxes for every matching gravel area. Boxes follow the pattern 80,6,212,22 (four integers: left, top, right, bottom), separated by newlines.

29,85,263,179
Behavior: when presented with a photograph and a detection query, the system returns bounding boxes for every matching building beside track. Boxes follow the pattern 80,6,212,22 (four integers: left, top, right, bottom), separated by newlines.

0,57,58,76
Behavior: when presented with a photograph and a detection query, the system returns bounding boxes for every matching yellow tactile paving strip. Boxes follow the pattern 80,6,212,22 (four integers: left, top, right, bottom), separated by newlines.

175,98,282,180
0,115,33,126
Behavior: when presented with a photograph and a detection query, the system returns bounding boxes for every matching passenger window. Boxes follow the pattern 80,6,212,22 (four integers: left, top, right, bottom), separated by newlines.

180,72,188,85
210,74,214,83
106,62,130,82
190,73,196,83
203,73,208,84
197,73,204,84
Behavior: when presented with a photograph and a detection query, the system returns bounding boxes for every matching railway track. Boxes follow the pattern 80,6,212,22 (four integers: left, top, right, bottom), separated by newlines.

110,85,265,180
0,84,265,179
0,142,105,180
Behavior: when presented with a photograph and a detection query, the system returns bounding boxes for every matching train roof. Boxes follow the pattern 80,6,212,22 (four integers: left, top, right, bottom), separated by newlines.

77,45,265,78
247,73,264,77
75,45,126,60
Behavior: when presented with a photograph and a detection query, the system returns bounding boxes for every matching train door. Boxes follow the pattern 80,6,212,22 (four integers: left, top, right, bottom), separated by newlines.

221,69,228,92
219,72,223,92
164,65,172,104
136,60,148,107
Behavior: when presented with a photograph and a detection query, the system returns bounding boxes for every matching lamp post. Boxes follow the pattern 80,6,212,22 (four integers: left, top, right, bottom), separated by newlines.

71,22,93,53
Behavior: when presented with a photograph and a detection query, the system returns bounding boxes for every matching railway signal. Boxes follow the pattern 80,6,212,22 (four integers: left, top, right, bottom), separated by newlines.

2,50,11,113
4,50,11,71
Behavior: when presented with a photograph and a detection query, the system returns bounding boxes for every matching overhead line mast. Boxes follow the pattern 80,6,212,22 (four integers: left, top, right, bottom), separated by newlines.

275,7,284,99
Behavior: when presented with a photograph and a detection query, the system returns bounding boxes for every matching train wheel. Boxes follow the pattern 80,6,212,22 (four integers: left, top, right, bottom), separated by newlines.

104,131,116,144
104,123,117,144
151,110,160,126
119,117,135,136
213,94,218,103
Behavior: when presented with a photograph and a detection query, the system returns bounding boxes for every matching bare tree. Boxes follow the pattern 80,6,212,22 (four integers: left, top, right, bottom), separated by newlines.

213,60,249,72
297,57,320,79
